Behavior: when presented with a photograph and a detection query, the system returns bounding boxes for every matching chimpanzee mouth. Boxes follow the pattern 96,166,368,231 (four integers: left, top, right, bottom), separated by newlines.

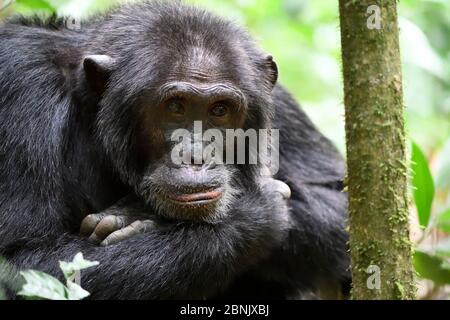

166,188,223,205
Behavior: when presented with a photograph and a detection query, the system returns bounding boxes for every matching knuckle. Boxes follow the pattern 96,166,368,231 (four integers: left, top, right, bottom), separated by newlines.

130,220,142,229
83,214,96,223
98,215,116,229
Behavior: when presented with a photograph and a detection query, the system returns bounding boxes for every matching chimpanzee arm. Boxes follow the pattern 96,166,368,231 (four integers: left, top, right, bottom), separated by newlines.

79,179,291,247
2,186,289,300
79,194,156,246
214,85,349,299
247,85,350,298
252,184,350,298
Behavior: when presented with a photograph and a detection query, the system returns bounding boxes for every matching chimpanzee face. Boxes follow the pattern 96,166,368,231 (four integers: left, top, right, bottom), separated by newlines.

82,24,278,222
133,53,252,222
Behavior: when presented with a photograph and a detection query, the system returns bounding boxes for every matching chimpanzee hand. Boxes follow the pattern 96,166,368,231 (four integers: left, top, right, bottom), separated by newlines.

80,195,157,246
260,177,291,200
80,178,291,247
259,177,292,229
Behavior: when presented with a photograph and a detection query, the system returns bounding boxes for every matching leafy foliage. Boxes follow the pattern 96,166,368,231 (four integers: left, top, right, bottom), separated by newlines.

59,251,99,281
2,0,450,299
411,141,435,228
411,142,450,294
18,253,98,300
15,0,55,14
5,0,450,156
414,250,450,286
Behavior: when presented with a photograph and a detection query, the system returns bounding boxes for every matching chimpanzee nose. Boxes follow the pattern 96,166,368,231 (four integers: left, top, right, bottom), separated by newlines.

169,165,221,190
190,151,218,170
190,152,205,167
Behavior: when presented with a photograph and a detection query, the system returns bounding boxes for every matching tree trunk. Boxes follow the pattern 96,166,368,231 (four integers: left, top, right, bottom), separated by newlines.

338,0,416,299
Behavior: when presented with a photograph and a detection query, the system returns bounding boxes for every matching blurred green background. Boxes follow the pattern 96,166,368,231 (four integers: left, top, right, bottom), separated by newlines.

1,0,449,299
2,0,450,155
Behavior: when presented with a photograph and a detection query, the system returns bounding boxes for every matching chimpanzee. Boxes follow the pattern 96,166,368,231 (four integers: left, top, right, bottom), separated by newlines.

0,1,349,299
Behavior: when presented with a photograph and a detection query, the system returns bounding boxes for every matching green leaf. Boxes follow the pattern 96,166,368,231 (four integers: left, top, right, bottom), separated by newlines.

414,250,450,285
18,253,98,300
436,208,450,233
411,141,435,228
18,270,68,300
66,280,91,300
59,252,99,281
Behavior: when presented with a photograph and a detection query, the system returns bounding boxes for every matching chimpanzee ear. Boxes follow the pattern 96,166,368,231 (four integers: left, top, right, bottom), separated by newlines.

258,54,278,90
83,55,116,94
266,55,278,87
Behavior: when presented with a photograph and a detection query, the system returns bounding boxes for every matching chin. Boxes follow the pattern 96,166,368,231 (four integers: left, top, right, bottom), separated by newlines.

137,165,239,223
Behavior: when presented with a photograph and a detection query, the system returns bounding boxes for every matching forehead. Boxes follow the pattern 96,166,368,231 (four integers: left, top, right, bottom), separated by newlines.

166,45,239,84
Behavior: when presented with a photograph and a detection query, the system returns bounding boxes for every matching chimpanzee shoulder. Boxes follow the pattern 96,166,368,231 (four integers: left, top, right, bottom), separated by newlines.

0,1,349,299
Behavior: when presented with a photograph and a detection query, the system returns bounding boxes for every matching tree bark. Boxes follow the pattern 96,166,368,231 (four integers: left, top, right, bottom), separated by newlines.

338,0,416,299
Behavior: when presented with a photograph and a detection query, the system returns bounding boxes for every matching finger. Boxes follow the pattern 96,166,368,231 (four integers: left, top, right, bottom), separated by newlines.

101,220,155,246
87,232,103,245
261,178,291,199
80,213,108,236
89,215,133,242
100,221,142,246
272,180,291,199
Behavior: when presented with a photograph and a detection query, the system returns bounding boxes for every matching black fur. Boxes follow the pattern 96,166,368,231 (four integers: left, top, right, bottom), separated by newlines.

0,1,349,299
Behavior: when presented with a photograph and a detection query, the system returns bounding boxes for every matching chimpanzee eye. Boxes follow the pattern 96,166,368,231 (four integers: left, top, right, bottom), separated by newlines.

209,103,229,117
167,100,185,116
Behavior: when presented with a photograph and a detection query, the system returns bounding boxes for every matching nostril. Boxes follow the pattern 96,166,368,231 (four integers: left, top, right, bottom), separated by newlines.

190,156,203,166
190,153,206,166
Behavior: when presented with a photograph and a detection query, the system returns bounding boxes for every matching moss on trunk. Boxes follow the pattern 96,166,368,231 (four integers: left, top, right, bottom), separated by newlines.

338,0,416,299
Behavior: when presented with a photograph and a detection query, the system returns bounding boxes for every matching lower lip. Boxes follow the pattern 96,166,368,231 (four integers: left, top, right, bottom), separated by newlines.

168,189,223,205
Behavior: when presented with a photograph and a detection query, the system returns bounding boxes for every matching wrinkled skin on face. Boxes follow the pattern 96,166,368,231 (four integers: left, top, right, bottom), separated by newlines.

0,1,348,300
78,35,281,244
